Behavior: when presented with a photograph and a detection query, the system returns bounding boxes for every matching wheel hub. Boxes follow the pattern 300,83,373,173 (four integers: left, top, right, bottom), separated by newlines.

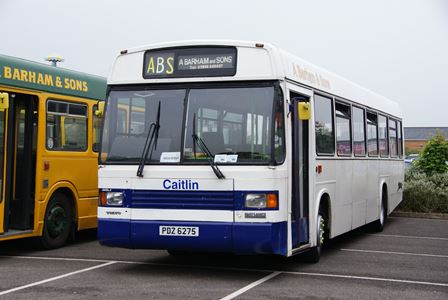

47,205,67,238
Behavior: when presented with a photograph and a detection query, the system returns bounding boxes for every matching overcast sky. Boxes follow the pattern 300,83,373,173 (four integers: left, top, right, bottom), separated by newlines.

1,0,447,127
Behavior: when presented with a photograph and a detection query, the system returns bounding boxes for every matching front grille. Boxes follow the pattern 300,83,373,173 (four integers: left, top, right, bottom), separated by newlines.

130,190,234,210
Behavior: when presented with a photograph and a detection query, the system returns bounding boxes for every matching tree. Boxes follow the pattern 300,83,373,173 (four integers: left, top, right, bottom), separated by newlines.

415,131,448,175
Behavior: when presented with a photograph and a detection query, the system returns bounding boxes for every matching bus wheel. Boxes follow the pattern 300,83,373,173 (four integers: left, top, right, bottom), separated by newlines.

39,193,73,249
372,191,387,232
303,213,325,263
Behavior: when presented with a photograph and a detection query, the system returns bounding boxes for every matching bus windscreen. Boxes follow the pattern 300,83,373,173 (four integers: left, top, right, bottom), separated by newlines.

101,85,284,165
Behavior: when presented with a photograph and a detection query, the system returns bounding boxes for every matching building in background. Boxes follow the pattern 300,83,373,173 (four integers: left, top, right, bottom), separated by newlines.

404,127,448,153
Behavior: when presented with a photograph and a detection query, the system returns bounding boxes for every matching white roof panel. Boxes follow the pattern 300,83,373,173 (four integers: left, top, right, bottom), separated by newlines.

109,40,402,118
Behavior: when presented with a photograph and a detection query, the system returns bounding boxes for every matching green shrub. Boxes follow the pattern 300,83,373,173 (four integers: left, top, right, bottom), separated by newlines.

399,168,448,213
414,131,448,175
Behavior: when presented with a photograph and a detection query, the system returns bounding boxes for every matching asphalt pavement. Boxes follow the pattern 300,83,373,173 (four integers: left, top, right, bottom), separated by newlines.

0,216,447,299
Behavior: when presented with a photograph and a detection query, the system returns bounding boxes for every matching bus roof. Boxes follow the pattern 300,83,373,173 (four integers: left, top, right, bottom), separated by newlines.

110,40,402,118
0,54,107,100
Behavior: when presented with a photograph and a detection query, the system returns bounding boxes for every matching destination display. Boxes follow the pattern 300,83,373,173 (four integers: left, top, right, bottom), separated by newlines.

143,47,237,78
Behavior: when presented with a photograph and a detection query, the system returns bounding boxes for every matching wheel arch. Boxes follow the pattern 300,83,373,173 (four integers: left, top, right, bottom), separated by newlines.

378,179,389,215
43,182,78,227
315,189,332,239
381,182,389,215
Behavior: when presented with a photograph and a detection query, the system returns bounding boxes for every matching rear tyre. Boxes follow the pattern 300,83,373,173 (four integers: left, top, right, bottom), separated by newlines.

38,193,73,249
371,190,387,232
303,213,325,263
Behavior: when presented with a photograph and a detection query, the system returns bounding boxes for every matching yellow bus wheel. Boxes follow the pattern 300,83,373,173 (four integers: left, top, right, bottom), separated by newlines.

39,193,73,249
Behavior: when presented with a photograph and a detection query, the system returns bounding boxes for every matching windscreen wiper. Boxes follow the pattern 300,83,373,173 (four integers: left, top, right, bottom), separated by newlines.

137,101,161,177
192,113,225,179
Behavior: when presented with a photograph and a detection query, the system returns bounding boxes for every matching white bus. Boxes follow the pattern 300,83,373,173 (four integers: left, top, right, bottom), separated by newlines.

98,41,404,262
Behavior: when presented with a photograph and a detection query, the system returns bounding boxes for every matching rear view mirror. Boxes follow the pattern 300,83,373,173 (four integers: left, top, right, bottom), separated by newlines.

94,101,105,118
298,102,310,120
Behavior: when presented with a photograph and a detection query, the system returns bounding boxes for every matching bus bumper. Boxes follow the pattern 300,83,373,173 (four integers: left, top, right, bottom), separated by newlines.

98,219,287,255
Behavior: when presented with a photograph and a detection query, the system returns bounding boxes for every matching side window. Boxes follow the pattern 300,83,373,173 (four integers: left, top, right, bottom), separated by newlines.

314,94,334,155
273,93,285,163
335,102,351,156
389,119,398,158
378,114,388,157
366,112,378,156
47,100,88,151
352,106,366,156
397,120,403,158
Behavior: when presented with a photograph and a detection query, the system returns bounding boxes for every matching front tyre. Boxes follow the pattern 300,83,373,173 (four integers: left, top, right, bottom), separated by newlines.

303,213,325,263
39,193,73,249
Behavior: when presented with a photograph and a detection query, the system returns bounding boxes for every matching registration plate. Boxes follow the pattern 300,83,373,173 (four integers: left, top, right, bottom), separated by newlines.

159,226,199,237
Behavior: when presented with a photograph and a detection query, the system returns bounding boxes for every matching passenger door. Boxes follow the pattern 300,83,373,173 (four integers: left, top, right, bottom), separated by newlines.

0,92,37,233
9,94,36,230
0,92,8,234
289,86,312,249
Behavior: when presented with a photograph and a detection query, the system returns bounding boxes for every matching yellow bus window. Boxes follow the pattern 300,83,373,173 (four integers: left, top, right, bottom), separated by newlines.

46,100,88,151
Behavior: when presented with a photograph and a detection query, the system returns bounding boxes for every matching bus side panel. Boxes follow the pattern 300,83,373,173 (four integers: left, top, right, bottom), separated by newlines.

366,160,380,223
40,96,99,233
44,155,98,226
77,197,98,229
334,159,353,233
316,159,352,238
381,160,404,214
389,160,404,212
233,222,287,255
351,160,368,229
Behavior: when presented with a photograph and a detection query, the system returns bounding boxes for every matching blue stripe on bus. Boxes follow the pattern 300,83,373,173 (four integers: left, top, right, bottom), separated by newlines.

98,219,287,255
107,189,279,211
131,190,234,210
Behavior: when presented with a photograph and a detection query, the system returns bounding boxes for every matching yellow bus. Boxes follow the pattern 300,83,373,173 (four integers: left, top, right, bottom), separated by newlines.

0,54,106,248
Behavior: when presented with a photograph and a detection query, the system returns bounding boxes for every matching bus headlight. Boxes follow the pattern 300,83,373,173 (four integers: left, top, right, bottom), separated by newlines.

245,194,267,208
106,192,123,206
244,193,278,209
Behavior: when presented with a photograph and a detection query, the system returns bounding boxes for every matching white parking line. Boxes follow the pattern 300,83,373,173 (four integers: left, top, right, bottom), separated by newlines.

219,272,281,300
2,255,447,288
368,233,448,241
389,216,448,222
0,255,111,263
0,261,116,296
341,248,448,258
281,270,448,287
